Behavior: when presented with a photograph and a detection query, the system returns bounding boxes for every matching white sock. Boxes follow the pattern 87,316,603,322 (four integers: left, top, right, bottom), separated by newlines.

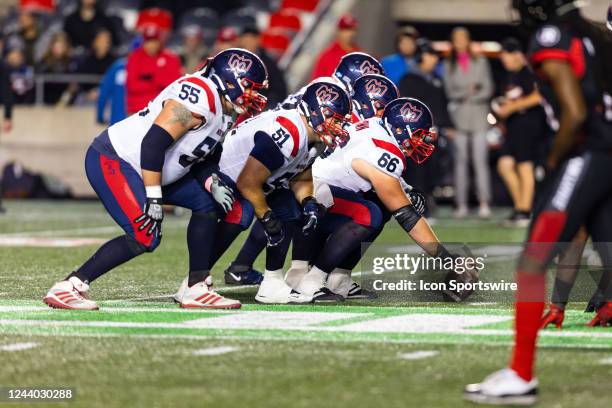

327,268,352,295
329,268,351,278
291,260,309,270
307,266,327,283
264,269,284,281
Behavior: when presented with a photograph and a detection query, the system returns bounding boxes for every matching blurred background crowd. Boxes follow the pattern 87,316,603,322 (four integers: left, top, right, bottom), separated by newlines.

0,0,608,225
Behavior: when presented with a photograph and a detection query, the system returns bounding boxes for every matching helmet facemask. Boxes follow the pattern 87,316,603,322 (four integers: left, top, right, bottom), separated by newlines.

224,77,268,116
399,127,437,164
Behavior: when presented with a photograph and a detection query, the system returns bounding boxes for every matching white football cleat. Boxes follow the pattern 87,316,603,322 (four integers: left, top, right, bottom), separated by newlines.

284,260,309,290
326,268,376,299
174,275,212,303
256,270,312,304
43,276,99,310
464,368,538,405
178,280,240,309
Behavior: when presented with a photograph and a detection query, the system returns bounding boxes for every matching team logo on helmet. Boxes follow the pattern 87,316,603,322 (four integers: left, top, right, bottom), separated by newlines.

315,85,340,104
228,53,253,73
360,60,382,74
364,79,388,96
400,102,423,122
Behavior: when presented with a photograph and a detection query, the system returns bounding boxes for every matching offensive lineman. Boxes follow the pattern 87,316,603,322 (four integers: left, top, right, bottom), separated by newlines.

43,49,269,310
465,0,612,404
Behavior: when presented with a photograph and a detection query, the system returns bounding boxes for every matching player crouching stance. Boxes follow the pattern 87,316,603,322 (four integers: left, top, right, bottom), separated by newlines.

43,48,268,310
212,80,351,304
296,97,474,301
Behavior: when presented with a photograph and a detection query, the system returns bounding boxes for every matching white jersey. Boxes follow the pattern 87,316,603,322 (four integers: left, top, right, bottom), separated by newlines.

313,117,406,193
107,74,229,185
219,108,311,192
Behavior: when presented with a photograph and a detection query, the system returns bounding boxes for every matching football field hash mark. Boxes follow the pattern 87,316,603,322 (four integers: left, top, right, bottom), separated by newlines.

0,342,39,352
192,346,240,356
397,350,439,360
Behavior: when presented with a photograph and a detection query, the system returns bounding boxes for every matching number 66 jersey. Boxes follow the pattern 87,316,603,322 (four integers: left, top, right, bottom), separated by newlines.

104,74,228,185
312,117,406,193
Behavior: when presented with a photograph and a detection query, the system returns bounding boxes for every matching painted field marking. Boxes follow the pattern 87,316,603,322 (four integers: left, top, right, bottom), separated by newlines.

397,350,439,360
0,236,106,248
600,357,612,365
192,346,239,356
0,342,38,351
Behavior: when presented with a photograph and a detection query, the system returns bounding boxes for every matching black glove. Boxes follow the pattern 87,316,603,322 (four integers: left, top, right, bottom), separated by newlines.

301,196,325,236
134,197,163,237
260,210,284,247
408,189,427,216
438,245,479,302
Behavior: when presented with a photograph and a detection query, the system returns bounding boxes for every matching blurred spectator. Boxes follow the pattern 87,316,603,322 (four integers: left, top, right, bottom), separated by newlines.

494,38,543,225
381,26,419,86
237,26,287,107
126,26,182,114
399,38,455,215
443,27,493,219
5,10,47,65
0,56,15,133
64,0,117,50
211,27,238,55
76,29,115,101
179,26,207,73
36,32,77,105
5,47,35,104
97,58,127,125
311,13,361,79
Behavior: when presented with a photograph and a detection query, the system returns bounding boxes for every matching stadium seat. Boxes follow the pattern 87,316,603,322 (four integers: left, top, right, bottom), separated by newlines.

269,11,302,32
19,0,55,12
221,7,258,31
280,0,320,12
136,8,173,33
261,30,291,58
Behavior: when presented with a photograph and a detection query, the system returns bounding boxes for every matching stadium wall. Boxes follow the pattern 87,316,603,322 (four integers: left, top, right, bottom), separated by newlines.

0,107,100,197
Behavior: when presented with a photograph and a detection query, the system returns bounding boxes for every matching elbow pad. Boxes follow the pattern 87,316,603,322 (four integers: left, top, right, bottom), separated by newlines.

140,124,174,172
393,204,422,233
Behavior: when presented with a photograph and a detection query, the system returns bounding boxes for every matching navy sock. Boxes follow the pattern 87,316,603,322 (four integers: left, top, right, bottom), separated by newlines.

314,222,375,273
233,220,267,267
70,235,145,283
338,228,383,270
187,212,217,287
209,222,245,270
266,221,296,271
291,227,316,263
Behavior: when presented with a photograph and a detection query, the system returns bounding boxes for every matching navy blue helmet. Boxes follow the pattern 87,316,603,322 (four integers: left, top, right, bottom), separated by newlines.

333,52,384,94
382,97,437,164
299,81,351,147
204,48,269,115
352,74,399,121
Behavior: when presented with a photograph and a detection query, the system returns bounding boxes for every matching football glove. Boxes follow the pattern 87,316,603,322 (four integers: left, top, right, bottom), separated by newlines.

540,304,565,329
134,196,163,237
206,173,234,213
408,189,427,216
301,196,325,236
260,210,284,247
440,246,479,302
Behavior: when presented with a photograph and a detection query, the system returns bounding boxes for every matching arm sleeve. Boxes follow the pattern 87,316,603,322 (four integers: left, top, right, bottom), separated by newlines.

249,131,285,173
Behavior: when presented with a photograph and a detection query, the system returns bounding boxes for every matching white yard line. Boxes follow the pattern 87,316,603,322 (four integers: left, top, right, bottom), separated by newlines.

192,346,239,356
599,357,612,365
397,350,439,360
0,342,39,351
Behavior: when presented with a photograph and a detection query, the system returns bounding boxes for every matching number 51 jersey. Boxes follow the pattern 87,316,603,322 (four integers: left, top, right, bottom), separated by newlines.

106,75,228,185
313,117,406,193
219,108,310,191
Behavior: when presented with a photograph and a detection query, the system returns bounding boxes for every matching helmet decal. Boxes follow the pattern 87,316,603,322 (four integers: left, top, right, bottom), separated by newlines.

315,85,341,104
400,102,424,123
364,78,388,96
227,53,253,74
360,60,382,75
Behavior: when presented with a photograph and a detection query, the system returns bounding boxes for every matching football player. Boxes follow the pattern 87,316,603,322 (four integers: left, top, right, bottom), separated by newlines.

177,80,351,304
295,97,474,302
465,0,612,404
223,52,385,285
43,48,268,310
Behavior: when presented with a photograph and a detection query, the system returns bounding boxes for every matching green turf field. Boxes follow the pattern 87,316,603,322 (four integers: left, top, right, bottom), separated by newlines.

0,200,610,408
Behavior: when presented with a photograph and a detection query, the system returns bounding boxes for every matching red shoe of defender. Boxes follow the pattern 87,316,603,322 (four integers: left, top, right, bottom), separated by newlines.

540,304,565,329
587,302,612,327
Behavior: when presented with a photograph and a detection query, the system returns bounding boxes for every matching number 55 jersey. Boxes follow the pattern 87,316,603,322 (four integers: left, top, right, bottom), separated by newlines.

98,74,229,185
219,108,311,192
313,117,406,193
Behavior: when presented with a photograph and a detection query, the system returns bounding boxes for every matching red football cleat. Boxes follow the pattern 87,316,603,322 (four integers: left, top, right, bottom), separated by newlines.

540,304,565,329
587,301,612,327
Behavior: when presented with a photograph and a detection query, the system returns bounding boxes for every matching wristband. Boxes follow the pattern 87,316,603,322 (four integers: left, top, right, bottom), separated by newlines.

145,185,163,199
